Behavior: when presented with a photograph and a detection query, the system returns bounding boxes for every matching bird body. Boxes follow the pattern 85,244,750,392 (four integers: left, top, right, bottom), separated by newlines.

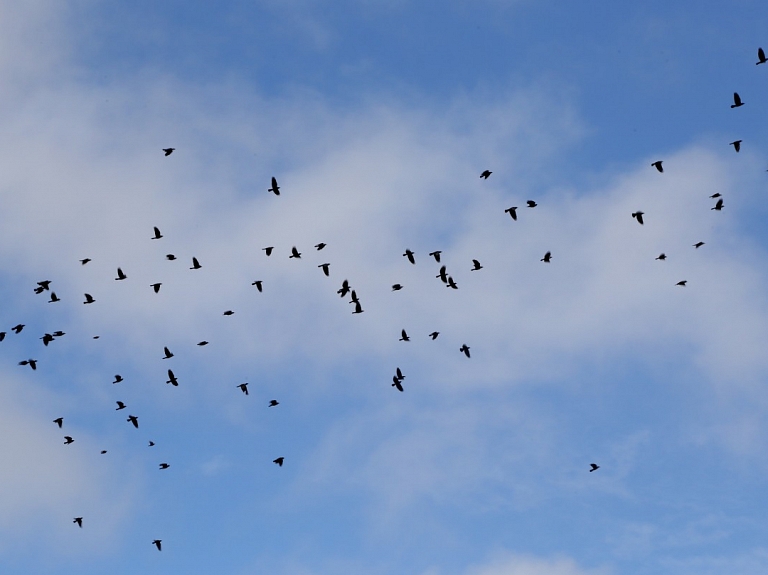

589,463,599,472
338,280,350,297
223,310,234,316
252,280,263,292
273,457,284,466
429,331,439,340
403,249,415,264
153,540,162,551
676,280,687,286
352,301,364,314
731,92,744,108
190,257,201,270
541,251,552,263
12,324,24,334
113,374,123,384
262,247,274,256
315,243,326,250
48,292,60,303
392,377,404,392
429,250,442,262
163,148,175,156
115,267,127,280
693,242,705,248
505,206,518,220
392,284,403,291
460,344,471,358
656,253,666,261
632,211,644,225
730,140,742,152
127,415,139,428
269,400,279,407
437,266,448,283
651,161,663,172
64,436,74,444
74,517,83,527
238,383,249,395
319,263,330,276
526,200,537,208
152,226,163,239
115,401,126,410
166,254,176,260
53,417,63,428
480,170,492,179
80,258,91,265
446,276,458,289
159,463,170,470
150,283,162,293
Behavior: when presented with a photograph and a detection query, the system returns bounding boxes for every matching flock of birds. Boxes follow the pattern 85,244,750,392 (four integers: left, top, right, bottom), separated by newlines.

3,46,766,555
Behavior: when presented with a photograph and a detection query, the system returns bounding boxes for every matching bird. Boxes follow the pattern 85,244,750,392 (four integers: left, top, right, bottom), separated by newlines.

159,463,170,470
73,517,83,528
730,140,742,152
429,331,439,340
693,242,705,248
273,457,284,467
392,377,404,392
318,263,330,276
399,329,410,342
83,293,95,304
396,367,404,381
315,243,326,250
101,450,107,454
526,200,537,208
11,324,24,334
349,290,359,305
197,341,208,346
731,92,744,108
471,259,482,271
289,246,301,259
504,206,518,220
112,374,123,384
52,331,65,338
710,193,722,198
338,279,351,297
589,463,599,472
436,266,448,283
150,283,162,293
48,292,60,303
223,310,234,316
80,258,91,265
148,441,155,447
403,249,416,264
352,301,364,314
151,226,163,240
19,359,37,370
480,170,492,179
252,280,263,292
34,286,45,294
541,251,552,263
166,254,177,260
446,276,459,289
166,370,178,386
0,332,5,342
758,47,767,65
190,257,201,270
115,267,127,280
115,401,126,410
460,344,471,358
163,148,175,156
37,280,52,291
712,198,724,211
651,161,663,173
676,280,687,286
237,383,249,395
269,400,279,407
262,247,274,256
127,415,139,428
152,540,162,551
268,177,280,195
53,417,63,428
631,211,644,225
656,253,666,261
429,250,442,262
162,346,174,359
392,284,403,291
41,333,54,346
64,436,74,444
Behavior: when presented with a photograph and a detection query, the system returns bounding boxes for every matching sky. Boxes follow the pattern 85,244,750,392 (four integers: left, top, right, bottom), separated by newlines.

1,1,768,574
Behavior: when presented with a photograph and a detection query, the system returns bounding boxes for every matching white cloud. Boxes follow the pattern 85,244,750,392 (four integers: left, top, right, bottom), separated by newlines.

463,554,609,575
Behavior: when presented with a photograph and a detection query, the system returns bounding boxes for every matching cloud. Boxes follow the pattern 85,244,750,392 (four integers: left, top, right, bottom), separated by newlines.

463,554,609,575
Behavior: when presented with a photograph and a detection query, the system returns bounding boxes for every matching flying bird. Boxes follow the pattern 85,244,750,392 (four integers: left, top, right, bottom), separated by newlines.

656,253,666,261
150,283,162,293
589,463,600,472
73,517,83,528
34,286,45,294
197,341,208,346
52,331,65,337
392,284,403,291
396,367,404,381
162,346,174,359
693,242,705,248
262,247,274,256
159,463,170,470
252,280,263,292
504,206,518,220
392,377,404,392
115,267,127,280
315,243,326,250
651,161,663,173
730,140,742,152
268,177,280,195
352,301,364,314
127,415,139,428
53,417,63,428
436,266,448,283
237,383,249,395
166,370,178,386
429,250,442,262
471,259,482,271
446,276,459,289
64,436,74,444
41,333,54,346
399,329,410,342
712,198,724,211
115,401,126,410
190,257,201,270
429,331,439,340
526,200,537,208
101,450,107,454
166,254,177,260
113,374,123,384
758,47,767,65
338,279,351,297
12,324,24,334
460,344,471,358
19,359,37,370
269,400,279,407
541,251,552,263
631,211,644,225
273,457,284,467
48,292,60,303
349,290,359,304
318,263,330,276
37,280,52,291
148,441,155,447
163,148,175,156
80,258,91,265
152,540,162,551
480,170,492,179
676,280,687,286
731,92,744,108
152,227,163,240
223,310,234,316
289,246,301,259
710,193,721,198
403,249,415,264
83,293,95,304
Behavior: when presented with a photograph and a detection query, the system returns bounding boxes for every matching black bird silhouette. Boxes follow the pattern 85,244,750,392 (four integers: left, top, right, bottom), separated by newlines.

589,463,599,472
319,263,330,276
429,251,442,262
73,517,83,527
731,92,744,108
541,251,552,263
64,436,74,444
471,259,482,271
52,331,65,337
730,140,742,152
127,415,139,428
632,211,644,225
429,331,439,340
651,161,663,173
115,401,126,410
268,177,280,195
53,417,63,428
150,283,161,293
399,329,410,342
37,280,52,291
237,383,249,395
113,374,123,384
338,279,351,297
166,254,177,260
190,257,201,270
115,267,127,280
480,170,492,179
162,346,174,359
153,540,162,551
152,227,163,240
676,280,687,286
12,324,24,334
262,247,274,256
436,266,448,283
197,341,208,346
446,276,459,289
352,301,364,314
84,293,95,304
101,450,107,454
392,284,403,291
269,400,279,407
710,193,722,198
0,332,5,342
505,206,518,220
34,286,45,294
392,377,404,392
166,370,178,386
693,242,705,248
526,200,537,208
148,441,155,447
163,148,175,156
460,344,471,358
403,249,416,264
289,246,301,259
349,290,359,304
19,359,37,370
315,243,326,250
252,280,263,292
273,457,284,467
223,310,234,316
41,333,54,346
656,253,667,261
758,47,767,65
159,463,170,470
80,258,91,265
712,199,724,211
48,292,60,303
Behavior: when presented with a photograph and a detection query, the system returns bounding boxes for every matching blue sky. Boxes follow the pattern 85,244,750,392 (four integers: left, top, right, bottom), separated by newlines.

2,1,768,574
